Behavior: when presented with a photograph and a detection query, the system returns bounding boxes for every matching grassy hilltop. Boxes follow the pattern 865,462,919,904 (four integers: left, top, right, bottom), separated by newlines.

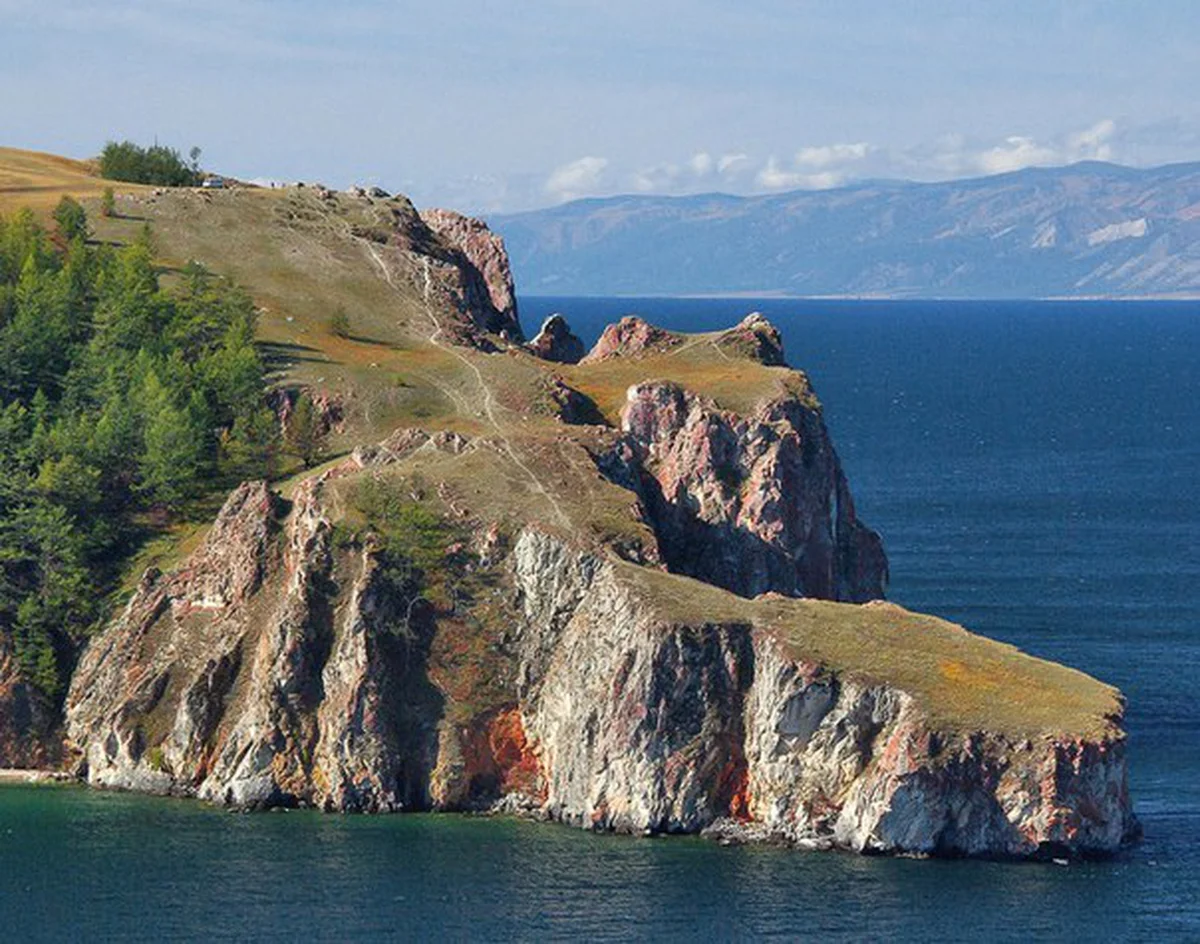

0,147,1122,745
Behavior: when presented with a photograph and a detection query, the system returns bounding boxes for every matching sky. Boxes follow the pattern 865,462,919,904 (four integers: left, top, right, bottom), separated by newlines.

4,0,1200,213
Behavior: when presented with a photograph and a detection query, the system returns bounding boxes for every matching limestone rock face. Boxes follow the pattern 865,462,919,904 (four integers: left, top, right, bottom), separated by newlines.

528,314,585,364
734,634,1135,856
581,316,681,363
419,209,522,341
602,381,887,602
508,532,1136,856
65,470,447,810
64,477,1137,859
0,638,61,768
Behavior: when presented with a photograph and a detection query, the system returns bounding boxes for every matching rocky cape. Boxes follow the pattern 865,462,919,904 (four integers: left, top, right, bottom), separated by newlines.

0,174,1138,860
63,460,1136,858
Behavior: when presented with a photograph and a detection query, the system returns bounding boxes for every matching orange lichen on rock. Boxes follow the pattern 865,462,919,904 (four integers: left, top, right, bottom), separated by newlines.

489,708,544,798
717,752,753,822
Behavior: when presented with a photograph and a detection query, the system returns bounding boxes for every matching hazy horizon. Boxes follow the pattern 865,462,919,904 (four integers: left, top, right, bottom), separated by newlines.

5,1,1200,213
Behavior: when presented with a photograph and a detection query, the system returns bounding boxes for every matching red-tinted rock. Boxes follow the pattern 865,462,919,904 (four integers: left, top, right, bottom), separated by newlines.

0,638,61,768
581,316,681,363
528,314,585,364
420,209,522,341
607,380,887,601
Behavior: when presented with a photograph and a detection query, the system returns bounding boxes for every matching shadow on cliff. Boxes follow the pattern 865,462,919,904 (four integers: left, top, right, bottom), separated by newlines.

625,469,885,603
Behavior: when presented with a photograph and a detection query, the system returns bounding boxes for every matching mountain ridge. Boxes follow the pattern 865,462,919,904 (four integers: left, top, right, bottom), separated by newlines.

492,160,1200,298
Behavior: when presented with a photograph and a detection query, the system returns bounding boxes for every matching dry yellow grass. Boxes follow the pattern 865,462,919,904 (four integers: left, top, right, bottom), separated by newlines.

567,342,817,423
621,563,1121,740
0,146,152,216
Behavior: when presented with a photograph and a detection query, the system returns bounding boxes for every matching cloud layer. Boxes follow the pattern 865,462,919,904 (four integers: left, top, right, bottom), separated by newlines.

514,120,1136,211
3,2,1197,215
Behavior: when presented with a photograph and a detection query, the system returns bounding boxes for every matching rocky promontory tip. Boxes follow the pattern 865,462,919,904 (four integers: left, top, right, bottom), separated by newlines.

528,314,585,364
717,312,788,366
581,315,682,363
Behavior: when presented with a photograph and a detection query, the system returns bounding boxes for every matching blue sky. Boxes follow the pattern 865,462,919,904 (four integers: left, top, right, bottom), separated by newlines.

3,0,1199,212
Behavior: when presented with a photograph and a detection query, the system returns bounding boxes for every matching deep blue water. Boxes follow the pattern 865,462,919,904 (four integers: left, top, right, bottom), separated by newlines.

3,298,1197,941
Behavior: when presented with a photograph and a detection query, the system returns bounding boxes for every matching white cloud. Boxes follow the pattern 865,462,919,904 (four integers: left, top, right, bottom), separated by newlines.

795,142,870,168
630,162,681,192
1067,118,1116,161
629,152,722,192
717,152,751,175
505,120,1127,210
755,157,801,189
544,156,609,201
940,119,1119,176
689,152,714,176
755,158,842,191
975,136,1060,174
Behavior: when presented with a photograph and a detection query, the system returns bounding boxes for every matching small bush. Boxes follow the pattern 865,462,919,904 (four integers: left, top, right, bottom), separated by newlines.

329,308,351,339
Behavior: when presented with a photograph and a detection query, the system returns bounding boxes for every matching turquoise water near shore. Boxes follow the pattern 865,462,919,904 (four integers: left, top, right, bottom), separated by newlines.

3,299,1197,941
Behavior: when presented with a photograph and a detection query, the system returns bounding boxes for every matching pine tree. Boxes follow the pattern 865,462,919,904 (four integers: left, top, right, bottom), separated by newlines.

138,372,205,508
52,197,88,244
284,393,326,468
221,406,280,480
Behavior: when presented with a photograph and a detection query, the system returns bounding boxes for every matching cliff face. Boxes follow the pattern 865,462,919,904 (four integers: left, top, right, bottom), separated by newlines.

602,380,886,602
580,312,885,602
66,472,446,810
0,638,61,768
511,533,1135,856
419,208,522,341
64,440,1137,858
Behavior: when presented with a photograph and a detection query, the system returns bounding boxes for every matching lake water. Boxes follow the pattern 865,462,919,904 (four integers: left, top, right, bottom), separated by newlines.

3,298,1197,941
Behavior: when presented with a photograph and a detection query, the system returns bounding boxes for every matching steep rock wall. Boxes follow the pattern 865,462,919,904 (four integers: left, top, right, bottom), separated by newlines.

0,637,62,768
510,531,1136,857
64,494,1136,859
65,472,450,810
419,208,522,341
600,381,887,602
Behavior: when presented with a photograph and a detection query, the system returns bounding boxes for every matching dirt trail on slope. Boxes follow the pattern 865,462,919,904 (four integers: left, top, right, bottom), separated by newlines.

361,240,570,529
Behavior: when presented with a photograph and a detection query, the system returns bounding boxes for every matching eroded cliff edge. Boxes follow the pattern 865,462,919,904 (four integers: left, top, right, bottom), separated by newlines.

3,180,1133,860
65,429,1137,859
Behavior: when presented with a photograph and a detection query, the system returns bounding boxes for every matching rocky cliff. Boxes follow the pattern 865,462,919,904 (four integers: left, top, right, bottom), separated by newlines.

0,172,1135,861
0,637,61,769
564,313,886,601
419,208,522,341
64,430,1137,859
602,379,885,601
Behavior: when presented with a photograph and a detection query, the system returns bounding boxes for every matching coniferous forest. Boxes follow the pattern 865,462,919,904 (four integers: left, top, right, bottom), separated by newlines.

0,199,278,698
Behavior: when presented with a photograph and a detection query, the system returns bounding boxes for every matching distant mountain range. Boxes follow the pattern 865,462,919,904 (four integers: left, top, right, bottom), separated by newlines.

490,162,1200,298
